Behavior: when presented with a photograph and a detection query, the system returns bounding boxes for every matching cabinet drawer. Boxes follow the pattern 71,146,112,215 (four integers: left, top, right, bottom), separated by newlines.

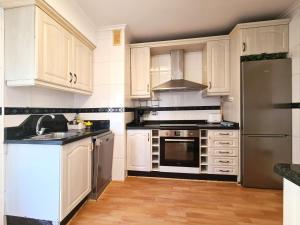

209,148,238,157
208,139,238,148
208,157,238,166
208,130,238,139
208,166,238,175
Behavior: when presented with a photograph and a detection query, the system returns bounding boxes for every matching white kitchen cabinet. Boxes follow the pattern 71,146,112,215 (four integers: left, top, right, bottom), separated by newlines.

37,8,72,87
5,138,92,223
127,130,151,171
206,130,239,175
130,47,151,98
4,5,95,95
61,138,92,220
73,37,93,92
241,25,289,56
203,39,230,96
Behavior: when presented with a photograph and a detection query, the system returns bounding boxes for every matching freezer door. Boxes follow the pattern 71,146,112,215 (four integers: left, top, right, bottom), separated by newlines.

242,134,292,189
241,59,292,135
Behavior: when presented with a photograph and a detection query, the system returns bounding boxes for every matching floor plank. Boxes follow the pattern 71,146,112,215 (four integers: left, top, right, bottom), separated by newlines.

69,177,282,225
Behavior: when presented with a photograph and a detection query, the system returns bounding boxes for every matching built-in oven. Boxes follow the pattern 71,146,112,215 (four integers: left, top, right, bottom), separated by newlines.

160,130,200,168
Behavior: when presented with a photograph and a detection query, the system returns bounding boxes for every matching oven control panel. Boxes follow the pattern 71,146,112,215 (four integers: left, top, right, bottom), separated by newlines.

160,130,199,138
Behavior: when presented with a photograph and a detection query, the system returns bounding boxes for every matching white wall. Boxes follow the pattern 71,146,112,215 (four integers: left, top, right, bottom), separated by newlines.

135,51,221,121
285,0,300,163
74,26,131,181
0,7,4,225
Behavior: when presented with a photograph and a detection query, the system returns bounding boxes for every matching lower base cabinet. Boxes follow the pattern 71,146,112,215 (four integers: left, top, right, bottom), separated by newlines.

61,138,92,219
126,129,239,178
207,130,239,175
5,138,92,223
127,130,151,172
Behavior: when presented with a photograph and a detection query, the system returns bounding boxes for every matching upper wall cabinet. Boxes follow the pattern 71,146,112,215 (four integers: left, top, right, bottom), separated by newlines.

4,4,95,95
241,25,289,56
130,47,151,98
203,39,230,96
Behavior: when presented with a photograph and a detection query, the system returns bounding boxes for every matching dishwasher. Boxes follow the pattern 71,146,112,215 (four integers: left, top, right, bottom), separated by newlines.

90,131,114,200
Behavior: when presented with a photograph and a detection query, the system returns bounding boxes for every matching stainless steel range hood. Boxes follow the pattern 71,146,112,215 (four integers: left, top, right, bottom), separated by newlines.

152,50,207,92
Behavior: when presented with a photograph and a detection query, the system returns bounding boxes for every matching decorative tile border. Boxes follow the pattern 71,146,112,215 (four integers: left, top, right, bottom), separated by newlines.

4,107,126,115
3,104,299,115
3,106,221,115
292,103,300,108
4,107,79,115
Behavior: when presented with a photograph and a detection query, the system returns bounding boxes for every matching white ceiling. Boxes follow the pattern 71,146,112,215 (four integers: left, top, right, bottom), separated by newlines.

74,0,296,43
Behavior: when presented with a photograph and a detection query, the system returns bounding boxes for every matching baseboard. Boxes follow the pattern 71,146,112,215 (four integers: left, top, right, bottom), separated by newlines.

127,171,237,182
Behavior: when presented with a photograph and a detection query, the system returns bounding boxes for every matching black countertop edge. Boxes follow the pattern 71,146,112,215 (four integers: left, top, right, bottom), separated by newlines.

4,129,110,145
126,120,239,130
274,163,300,187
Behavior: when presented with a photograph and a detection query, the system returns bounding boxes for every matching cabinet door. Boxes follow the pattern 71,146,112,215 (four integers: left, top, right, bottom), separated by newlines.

241,25,289,56
37,8,72,87
256,25,289,54
206,40,230,95
127,130,151,171
130,47,151,98
73,37,93,92
241,28,257,56
61,138,92,220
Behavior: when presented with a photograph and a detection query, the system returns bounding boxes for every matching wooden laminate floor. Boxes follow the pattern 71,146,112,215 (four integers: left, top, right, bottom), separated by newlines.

70,177,283,225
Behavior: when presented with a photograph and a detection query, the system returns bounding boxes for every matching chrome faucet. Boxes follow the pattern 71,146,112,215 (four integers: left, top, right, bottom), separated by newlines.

36,114,55,136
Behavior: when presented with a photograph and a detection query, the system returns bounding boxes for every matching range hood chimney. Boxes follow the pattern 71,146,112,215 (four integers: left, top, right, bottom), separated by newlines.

152,49,207,92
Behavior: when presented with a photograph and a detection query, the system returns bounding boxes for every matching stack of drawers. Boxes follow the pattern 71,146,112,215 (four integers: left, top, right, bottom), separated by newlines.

207,130,239,175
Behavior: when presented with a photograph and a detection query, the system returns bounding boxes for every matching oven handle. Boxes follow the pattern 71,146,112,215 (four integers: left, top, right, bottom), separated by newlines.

165,139,195,142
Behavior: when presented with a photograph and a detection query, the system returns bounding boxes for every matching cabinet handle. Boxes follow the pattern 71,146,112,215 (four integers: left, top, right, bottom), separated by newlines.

208,81,212,89
69,72,73,83
218,142,231,145
74,74,77,84
219,151,230,154
219,169,230,172
242,42,246,52
219,133,230,136
147,84,150,92
219,160,230,163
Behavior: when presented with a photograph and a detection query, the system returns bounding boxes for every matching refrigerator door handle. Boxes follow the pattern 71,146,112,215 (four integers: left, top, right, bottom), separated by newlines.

245,134,289,138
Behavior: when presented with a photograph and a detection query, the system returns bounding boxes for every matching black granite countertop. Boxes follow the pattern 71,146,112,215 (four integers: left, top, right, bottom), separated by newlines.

126,120,239,130
5,128,111,145
4,114,111,146
274,163,300,187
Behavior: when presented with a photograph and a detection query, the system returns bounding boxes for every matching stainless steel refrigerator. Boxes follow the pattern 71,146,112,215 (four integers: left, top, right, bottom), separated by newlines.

241,58,292,189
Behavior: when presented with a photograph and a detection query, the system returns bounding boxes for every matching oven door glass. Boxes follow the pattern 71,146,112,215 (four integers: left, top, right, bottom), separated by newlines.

160,137,199,167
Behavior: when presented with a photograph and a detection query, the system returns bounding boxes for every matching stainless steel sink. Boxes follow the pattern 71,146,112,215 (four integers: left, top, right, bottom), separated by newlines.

27,132,79,140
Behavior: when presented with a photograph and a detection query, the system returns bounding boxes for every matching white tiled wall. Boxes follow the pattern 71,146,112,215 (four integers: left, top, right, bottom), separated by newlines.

74,26,132,181
74,27,126,108
287,1,300,163
144,110,220,121
0,8,4,225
